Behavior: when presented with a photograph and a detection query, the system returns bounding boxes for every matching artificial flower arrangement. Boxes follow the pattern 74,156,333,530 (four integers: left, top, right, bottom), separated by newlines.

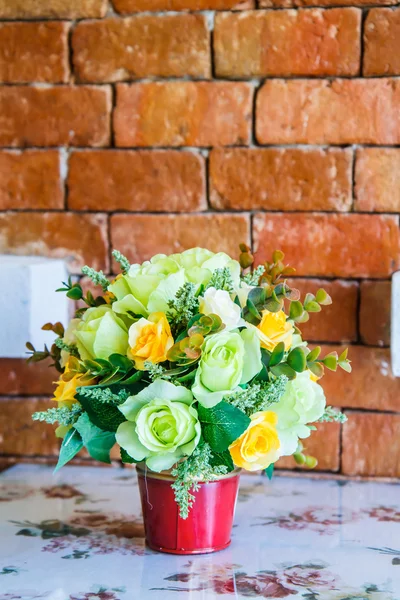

29,246,351,520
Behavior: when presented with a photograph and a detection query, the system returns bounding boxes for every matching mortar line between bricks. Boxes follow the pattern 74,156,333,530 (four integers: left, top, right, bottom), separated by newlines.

2,208,400,219
355,278,362,343
2,144,400,151
2,75,400,87
360,8,368,76
0,5,397,21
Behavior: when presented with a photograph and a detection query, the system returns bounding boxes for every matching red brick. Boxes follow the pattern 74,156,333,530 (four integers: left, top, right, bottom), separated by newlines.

0,397,60,457
261,0,397,6
114,82,252,147
256,79,400,144
0,0,107,18
73,15,210,83
320,345,399,412
359,281,391,347
110,213,250,267
355,148,400,213
68,150,206,212
112,0,253,12
364,8,400,76
209,148,352,212
0,87,111,148
342,412,400,477
0,151,63,210
0,22,69,84
253,213,400,278
0,212,109,274
277,422,340,472
0,359,55,396
214,9,360,77
289,279,358,343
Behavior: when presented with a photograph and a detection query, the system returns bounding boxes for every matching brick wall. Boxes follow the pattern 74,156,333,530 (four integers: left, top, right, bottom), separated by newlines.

0,0,399,478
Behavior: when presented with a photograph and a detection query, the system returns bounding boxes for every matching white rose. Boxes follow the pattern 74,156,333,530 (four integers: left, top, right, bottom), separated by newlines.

270,371,326,456
199,287,245,331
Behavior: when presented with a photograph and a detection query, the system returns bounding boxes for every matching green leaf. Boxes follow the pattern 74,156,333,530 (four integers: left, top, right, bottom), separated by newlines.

74,413,116,464
197,401,250,453
248,286,266,307
321,352,338,372
307,346,321,363
270,363,297,379
209,449,234,472
108,354,132,372
307,361,324,379
289,300,303,320
269,342,285,367
304,293,315,305
246,298,262,321
76,389,126,432
120,447,135,464
66,286,83,300
264,297,282,313
315,288,332,306
121,370,143,385
265,463,274,480
339,348,348,362
287,347,307,373
304,301,322,313
295,311,310,323
338,360,352,373
54,428,83,473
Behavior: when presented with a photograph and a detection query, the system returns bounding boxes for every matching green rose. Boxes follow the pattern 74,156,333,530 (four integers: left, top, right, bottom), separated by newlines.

109,249,242,318
75,305,129,360
171,248,240,288
192,328,263,408
116,379,201,472
109,255,185,318
270,371,326,456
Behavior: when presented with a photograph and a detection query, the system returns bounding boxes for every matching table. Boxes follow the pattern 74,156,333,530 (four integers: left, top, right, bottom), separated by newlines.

0,464,399,599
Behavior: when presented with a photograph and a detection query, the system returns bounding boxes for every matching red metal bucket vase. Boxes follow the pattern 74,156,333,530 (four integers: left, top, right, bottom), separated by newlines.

137,465,240,555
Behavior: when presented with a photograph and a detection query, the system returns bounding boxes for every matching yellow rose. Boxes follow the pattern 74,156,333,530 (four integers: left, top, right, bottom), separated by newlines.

53,361,95,408
53,365,95,438
128,312,173,371
229,411,281,471
257,310,294,352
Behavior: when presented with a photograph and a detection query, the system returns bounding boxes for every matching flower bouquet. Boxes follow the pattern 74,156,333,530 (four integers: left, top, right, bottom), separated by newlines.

29,245,351,554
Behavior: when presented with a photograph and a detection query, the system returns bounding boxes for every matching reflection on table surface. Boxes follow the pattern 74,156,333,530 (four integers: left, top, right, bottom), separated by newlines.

0,464,399,599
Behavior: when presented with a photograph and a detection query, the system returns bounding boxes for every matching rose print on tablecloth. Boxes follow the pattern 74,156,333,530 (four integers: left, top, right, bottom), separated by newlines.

366,506,400,523
10,512,146,558
154,561,340,597
252,506,358,535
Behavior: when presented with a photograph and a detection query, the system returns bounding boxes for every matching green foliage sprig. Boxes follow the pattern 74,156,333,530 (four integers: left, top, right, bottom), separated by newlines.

242,265,266,286
54,337,79,357
77,386,130,406
167,283,199,331
226,376,288,415
317,406,348,423
32,404,82,426
67,353,142,387
144,362,169,381
171,443,228,519
56,276,107,317
112,250,131,274
26,322,65,372
289,289,332,325
205,267,234,293
81,266,109,292
261,343,352,380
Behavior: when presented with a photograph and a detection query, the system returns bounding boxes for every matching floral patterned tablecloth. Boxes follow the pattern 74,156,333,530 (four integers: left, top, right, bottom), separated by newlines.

0,464,398,600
